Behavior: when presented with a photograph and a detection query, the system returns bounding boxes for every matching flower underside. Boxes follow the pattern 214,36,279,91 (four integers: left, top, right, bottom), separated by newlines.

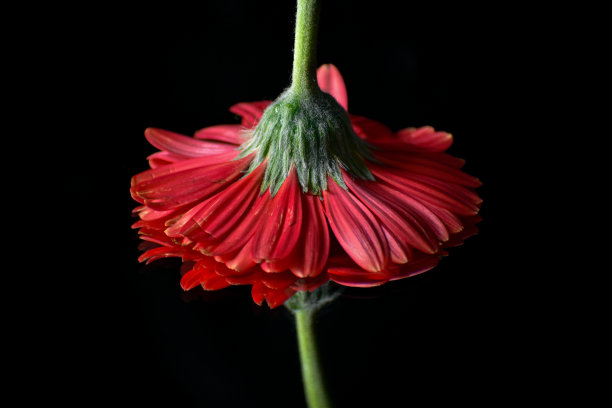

238,89,375,195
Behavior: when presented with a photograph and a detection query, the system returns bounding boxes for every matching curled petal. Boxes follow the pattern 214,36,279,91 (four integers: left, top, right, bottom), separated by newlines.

229,101,272,128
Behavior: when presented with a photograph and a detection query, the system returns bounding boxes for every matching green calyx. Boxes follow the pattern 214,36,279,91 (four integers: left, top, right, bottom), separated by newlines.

285,283,341,313
238,89,375,195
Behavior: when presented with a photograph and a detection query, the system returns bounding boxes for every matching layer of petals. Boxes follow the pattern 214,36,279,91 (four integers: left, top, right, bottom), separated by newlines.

345,175,445,254
130,153,252,211
323,179,389,272
166,163,266,254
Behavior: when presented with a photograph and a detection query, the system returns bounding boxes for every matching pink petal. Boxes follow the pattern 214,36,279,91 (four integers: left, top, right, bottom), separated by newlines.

317,64,348,111
323,178,389,272
193,124,246,145
229,101,272,128
289,194,330,278
145,127,237,158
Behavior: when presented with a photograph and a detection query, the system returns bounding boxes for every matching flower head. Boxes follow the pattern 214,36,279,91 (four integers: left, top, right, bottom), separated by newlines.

131,64,481,308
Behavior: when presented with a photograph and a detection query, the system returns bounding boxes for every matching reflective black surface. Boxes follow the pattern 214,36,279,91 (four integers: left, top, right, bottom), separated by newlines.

55,1,559,406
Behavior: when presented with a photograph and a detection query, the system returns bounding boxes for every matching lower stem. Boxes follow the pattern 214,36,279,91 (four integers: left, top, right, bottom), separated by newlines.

294,307,331,408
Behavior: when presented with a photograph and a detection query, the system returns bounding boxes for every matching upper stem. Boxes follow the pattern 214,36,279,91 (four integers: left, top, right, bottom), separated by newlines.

291,0,321,96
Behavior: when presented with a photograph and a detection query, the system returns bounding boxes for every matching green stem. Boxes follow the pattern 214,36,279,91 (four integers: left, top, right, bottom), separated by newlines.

294,306,331,408
291,0,321,96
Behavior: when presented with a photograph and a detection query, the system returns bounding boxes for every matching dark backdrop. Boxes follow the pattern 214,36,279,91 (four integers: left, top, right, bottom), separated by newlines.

55,1,559,407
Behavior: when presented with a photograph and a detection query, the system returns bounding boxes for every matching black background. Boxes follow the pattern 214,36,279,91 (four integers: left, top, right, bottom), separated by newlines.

48,1,579,407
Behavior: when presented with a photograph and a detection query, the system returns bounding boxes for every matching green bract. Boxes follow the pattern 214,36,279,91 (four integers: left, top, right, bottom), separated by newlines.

238,89,375,195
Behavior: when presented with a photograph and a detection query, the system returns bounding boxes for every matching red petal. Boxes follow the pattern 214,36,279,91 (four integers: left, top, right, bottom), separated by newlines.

167,163,265,254
180,267,204,291
265,288,297,309
345,175,444,254
193,124,245,145
229,101,271,128
262,272,297,290
147,151,186,167
442,215,481,248
290,194,330,278
382,225,413,264
131,153,251,211
389,255,440,280
251,282,267,306
327,259,392,287
396,126,453,152
131,150,241,188
251,169,302,262
317,64,348,111
428,206,464,234
371,165,480,216
375,152,482,188
138,246,184,264
323,178,389,272
350,115,395,140
214,240,258,272
145,127,236,158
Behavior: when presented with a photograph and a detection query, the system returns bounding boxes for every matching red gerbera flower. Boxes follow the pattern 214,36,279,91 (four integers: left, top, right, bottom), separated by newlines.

131,64,481,308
